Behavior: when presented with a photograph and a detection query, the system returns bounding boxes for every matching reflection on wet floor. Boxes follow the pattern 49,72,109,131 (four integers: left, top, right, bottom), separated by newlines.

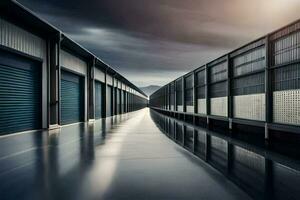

0,108,254,200
150,110,300,200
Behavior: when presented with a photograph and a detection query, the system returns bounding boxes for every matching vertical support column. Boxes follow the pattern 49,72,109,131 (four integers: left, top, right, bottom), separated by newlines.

112,76,116,116
103,67,107,118
205,65,210,129
193,71,197,124
88,57,96,121
168,84,171,110
265,35,272,140
49,33,61,129
174,81,177,112
182,77,186,113
227,55,233,131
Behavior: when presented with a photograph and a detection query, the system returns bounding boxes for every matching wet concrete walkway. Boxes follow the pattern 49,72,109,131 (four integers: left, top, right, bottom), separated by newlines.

0,108,251,200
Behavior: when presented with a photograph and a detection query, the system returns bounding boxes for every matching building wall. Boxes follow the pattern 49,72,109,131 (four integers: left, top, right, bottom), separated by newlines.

210,97,228,117
197,99,207,114
233,94,265,121
273,90,300,125
60,49,88,121
95,67,105,83
0,17,48,128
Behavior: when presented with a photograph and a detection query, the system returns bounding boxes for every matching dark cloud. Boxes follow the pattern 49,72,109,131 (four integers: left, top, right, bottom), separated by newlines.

18,0,300,86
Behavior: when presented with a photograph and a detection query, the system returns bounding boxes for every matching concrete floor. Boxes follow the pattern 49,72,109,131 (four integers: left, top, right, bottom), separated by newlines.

0,108,251,200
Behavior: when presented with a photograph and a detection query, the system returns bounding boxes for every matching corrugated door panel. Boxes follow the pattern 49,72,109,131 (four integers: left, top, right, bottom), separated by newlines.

0,51,42,135
95,81,102,119
61,70,83,125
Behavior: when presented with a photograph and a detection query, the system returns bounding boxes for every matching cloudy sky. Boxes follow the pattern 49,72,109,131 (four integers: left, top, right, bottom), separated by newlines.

18,0,300,87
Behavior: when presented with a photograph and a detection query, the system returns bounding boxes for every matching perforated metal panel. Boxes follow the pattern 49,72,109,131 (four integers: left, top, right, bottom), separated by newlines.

233,94,265,121
210,97,228,117
177,105,183,112
186,106,194,113
273,89,300,125
197,98,207,114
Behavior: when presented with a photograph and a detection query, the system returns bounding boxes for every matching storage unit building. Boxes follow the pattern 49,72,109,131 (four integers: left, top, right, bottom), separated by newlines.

231,39,266,121
208,57,228,117
0,17,47,135
60,50,87,125
195,67,207,114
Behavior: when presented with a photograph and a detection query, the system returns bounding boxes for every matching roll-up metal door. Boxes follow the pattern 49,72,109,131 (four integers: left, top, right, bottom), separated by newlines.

106,86,112,117
95,81,103,119
0,50,42,135
61,70,84,125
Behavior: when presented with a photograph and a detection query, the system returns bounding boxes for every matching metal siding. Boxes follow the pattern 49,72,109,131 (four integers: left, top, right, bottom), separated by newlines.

210,97,228,117
273,89,300,125
177,105,183,112
186,106,194,113
0,18,46,59
106,74,113,86
60,50,87,75
197,98,207,114
273,31,300,66
0,52,42,135
61,71,84,125
209,61,227,83
232,46,266,77
94,68,105,83
95,81,102,119
0,18,47,129
233,94,265,121
118,82,122,89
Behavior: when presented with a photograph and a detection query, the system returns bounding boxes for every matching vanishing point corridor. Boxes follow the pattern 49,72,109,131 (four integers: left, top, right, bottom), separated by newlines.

0,108,251,200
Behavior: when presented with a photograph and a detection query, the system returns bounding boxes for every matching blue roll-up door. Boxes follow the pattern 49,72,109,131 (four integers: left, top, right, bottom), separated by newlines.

0,50,42,135
61,70,84,125
95,81,102,119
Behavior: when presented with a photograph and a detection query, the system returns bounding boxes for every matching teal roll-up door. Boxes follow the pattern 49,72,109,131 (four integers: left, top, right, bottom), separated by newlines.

0,50,42,135
61,70,84,125
95,81,102,119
